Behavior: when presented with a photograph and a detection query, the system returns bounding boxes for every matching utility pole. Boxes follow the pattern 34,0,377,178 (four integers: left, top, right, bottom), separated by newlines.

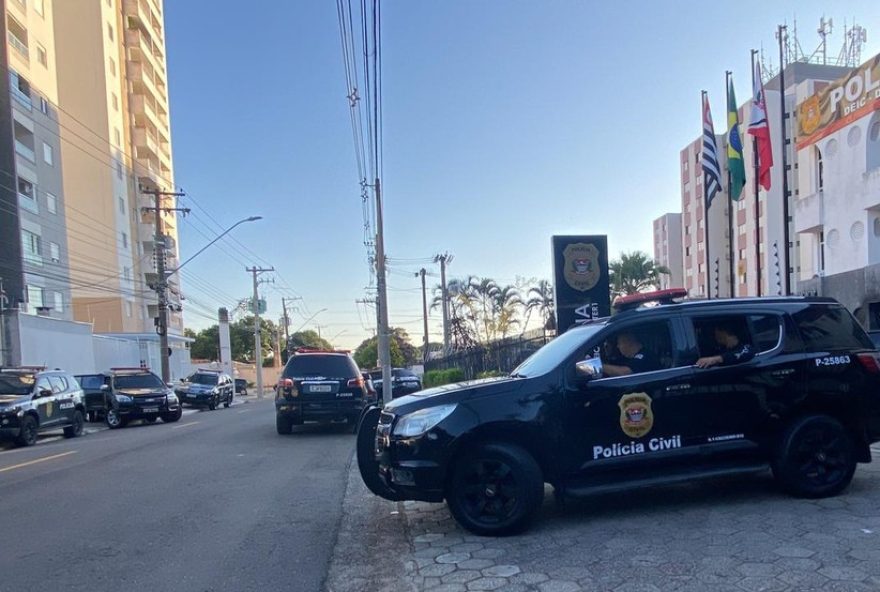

141,185,188,384
434,253,452,353
374,178,393,404
751,49,763,297
280,297,291,348
247,266,274,397
778,24,792,296
417,268,429,363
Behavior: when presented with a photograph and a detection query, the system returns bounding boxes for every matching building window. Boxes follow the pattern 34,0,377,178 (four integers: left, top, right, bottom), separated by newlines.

9,70,32,108
123,266,132,281
36,44,47,67
21,229,41,265
122,232,128,248
107,23,114,41
39,97,49,114
116,159,124,179
49,241,60,262
109,57,116,76
739,248,746,260
34,0,44,16
42,142,53,165
114,128,121,146
818,231,826,273
27,286,44,311
111,93,119,111
17,176,35,201
868,116,880,171
118,195,125,214
13,120,36,162
46,192,56,214
125,300,133,317
816,147,824,192
54,291,63,313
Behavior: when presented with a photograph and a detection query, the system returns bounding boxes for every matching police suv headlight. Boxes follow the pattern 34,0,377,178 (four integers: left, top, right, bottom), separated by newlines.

211,388,219,395
1,405,23,416
393,404,457,438
166,394,178,404
115,394,133,403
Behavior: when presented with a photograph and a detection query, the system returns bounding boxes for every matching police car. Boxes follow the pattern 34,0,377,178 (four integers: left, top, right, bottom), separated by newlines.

0,367,86,447
101,368,182,428
356,291,880,535
175,370,234,410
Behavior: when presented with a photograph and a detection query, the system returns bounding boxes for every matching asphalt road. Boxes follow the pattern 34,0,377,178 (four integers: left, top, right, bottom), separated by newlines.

0,397,357,592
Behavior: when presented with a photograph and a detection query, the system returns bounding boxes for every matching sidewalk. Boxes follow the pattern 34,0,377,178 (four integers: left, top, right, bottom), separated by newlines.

327,456,880,592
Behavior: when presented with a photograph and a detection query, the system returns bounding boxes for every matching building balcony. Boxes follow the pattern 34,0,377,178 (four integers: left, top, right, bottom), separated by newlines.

14,140,35,162
794,192,823,234
124,0,164,45
127,60,163,108
7,30,28,60
133,125,160,159
125,28,166,79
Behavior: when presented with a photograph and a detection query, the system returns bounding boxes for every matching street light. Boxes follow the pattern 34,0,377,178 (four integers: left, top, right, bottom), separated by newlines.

168,216,262,276
293,308,328,334
157,215,262,383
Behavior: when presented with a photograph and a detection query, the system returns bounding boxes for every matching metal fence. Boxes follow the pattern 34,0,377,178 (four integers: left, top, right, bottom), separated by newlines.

425,330,553,379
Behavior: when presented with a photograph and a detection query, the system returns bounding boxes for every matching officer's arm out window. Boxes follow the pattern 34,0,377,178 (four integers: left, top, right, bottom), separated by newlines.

694,315,755,367
600,321,674,377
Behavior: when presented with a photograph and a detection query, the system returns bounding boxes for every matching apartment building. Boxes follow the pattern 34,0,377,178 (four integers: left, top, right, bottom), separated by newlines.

1,0,71,319
53,0,182,336
652,213,683,290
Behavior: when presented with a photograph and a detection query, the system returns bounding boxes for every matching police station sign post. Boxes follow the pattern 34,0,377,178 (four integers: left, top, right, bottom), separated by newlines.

552,235,611,333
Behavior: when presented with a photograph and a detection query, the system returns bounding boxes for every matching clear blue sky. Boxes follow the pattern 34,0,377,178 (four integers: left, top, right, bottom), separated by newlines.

165,1,879,350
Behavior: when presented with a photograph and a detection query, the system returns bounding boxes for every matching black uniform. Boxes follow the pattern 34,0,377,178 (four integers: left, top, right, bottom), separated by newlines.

719,342,754,365
624,350,662,374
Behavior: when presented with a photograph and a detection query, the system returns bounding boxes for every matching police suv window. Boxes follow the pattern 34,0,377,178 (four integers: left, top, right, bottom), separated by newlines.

598,321,677,376
48,376,67,394
36,376,52,395
792,305,874,351
748,314,782,352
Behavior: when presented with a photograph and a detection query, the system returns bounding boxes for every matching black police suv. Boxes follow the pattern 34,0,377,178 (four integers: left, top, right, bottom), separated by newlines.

175,370,234,410
357,292,880,535
234,378,249,396
0,367,86,447
370,368,423,400
75,373,109,422
276,350,369,434
102,368,182,428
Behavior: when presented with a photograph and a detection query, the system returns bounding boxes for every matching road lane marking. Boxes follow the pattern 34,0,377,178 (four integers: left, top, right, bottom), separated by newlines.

0,451,77,474
171,421,201,430
237,409,251,414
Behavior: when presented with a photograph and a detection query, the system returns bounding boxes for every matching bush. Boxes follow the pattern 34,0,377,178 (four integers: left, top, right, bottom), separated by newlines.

424,368,465,388
476,370,505,379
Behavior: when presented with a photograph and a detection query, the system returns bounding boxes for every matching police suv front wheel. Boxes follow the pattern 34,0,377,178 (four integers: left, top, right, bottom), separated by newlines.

773,414,856,499
446,442,543,536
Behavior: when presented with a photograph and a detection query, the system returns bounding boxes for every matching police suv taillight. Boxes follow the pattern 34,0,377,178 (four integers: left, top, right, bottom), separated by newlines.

347,376,364,388
856,352,880,374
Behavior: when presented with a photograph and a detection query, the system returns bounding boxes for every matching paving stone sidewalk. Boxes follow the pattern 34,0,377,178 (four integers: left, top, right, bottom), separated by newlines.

326,450,880,592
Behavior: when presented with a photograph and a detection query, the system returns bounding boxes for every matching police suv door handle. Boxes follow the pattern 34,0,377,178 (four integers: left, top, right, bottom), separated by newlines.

665,384,691,392
771,368,795,377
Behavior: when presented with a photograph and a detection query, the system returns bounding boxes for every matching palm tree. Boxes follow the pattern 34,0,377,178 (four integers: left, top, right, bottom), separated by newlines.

609,251,671,298
524,279,555,338
489,284,523,340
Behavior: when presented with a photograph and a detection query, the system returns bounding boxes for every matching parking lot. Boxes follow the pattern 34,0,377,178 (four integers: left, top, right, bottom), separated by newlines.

328,444,880,592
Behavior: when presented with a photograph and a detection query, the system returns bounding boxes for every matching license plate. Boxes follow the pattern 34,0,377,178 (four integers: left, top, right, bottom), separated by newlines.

142,408,159,414
186,394,196,398
337,392,353,398
309,385,332,393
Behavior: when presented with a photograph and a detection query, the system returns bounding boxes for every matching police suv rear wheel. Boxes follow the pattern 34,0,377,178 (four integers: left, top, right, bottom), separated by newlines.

63,411,85,438
15,415,38,447
447,442,543,536
774,414,856,498
276,415,293,435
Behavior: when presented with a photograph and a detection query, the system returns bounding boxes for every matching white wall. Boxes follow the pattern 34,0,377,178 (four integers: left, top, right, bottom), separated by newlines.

17,313,96,374
92,334,141,372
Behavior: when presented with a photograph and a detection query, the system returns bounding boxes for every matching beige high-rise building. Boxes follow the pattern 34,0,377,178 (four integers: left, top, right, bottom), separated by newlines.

53,0,182,337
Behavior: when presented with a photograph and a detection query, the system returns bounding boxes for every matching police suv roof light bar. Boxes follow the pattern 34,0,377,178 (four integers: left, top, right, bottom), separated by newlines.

612,288,689,312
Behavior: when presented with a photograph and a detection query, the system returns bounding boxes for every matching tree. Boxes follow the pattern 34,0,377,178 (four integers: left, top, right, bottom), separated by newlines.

189,325,220,361
524,279,555,336
287,330,333,352
431,276,524,347
609,251,671,298
186,318,277,363
353,327,418,369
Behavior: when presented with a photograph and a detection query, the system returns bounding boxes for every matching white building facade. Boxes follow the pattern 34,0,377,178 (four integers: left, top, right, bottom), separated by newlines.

652,213,683,290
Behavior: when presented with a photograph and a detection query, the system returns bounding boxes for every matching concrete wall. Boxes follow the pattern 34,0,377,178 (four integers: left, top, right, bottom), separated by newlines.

7,310,96,373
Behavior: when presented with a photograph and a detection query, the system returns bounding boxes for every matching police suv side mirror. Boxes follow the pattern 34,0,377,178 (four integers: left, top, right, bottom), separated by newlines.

575,357,604,381
100,384,110,392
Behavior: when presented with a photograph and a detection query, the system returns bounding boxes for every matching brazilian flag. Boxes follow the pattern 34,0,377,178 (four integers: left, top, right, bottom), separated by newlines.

727,78,746,200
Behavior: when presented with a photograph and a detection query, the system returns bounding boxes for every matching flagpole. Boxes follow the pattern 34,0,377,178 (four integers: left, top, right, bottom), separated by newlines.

702,90,712,299
778,25,792,295
751,49,762,297
725,70,735,298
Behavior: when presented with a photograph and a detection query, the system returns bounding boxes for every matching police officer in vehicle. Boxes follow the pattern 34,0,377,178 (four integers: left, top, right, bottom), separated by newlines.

603,331,661,377
696,321,755,368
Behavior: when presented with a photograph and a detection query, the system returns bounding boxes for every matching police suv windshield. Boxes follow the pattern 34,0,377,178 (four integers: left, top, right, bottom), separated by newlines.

0,372,36,395
113,373,165,390
188,373,219,385
512,324,604,378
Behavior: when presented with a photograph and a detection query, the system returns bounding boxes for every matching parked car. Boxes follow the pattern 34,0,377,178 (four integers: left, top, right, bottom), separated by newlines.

175,370,234,410
0,366,86,447
276,350,369,434
357,292,880,535
103,368,182,428
75,373,108,422
234,378,249,396
369,368,423,399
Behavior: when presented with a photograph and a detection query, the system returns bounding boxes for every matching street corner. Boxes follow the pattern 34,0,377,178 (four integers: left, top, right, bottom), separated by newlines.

333,464,880,592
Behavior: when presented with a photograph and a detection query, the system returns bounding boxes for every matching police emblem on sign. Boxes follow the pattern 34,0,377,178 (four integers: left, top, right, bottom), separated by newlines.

618,392,653,438
563,243,601,292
